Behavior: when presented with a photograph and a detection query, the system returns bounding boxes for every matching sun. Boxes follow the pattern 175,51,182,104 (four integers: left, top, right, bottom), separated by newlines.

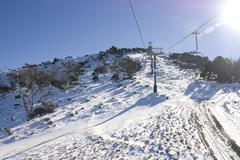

222,0,240,30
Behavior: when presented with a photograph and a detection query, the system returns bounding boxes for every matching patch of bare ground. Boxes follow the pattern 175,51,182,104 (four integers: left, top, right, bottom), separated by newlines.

192,113,217,160
211,113,240,159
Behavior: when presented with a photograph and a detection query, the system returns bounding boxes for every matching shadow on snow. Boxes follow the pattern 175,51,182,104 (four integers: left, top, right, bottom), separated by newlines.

184,80,240,102
93,94,167,127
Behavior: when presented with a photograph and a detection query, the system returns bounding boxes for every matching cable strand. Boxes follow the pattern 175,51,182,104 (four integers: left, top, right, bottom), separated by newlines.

166,11,222,51
128,0,146,48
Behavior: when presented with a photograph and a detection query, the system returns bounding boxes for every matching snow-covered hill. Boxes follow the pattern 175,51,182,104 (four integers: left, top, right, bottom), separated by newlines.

0,50,240,160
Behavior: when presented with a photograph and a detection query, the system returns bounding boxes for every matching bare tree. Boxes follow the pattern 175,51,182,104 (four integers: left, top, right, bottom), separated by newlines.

10,66,40,119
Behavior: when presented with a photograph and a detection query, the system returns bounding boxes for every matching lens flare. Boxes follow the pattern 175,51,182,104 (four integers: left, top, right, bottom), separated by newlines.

222,0,240,30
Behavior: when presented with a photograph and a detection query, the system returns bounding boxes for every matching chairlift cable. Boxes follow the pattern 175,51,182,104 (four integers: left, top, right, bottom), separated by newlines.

128,0,146,48
166,11,222,51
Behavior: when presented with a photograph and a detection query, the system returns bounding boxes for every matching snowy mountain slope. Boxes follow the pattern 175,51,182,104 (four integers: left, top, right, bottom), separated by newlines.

0,51,240,159
0,50,143,140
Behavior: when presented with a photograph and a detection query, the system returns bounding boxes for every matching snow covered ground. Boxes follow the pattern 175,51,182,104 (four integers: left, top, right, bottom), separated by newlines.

0,52,240,159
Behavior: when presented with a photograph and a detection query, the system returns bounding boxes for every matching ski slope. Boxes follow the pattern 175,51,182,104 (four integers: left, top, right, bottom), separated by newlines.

0,53,240,159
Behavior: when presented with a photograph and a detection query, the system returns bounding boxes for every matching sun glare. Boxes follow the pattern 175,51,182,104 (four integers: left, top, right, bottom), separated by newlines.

222,0,240,30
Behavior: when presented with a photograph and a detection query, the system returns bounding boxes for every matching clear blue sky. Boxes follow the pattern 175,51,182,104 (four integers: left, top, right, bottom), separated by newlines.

1,0,240,69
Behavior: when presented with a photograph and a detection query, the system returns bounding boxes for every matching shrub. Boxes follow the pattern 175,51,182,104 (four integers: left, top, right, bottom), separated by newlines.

200,56,240,83
30,108,47,118
30,101,55,118
4,128,13,135
63,61,85,84
108,46,118,54
111,74,120,81
119,58,142,79
43,117,54,125
15,95,21,99
78,62,86,67
98,51,107,60
53,58,60,64
0,85,12,93
94,66,107,74
92,72,99,82
42,101,55,113
51,79,67,90
170,52,209,69
41,61,52,65
65,56,73,60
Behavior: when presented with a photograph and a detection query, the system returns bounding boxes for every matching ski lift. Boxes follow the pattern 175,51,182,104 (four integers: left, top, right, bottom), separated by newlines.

189,31,204,56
